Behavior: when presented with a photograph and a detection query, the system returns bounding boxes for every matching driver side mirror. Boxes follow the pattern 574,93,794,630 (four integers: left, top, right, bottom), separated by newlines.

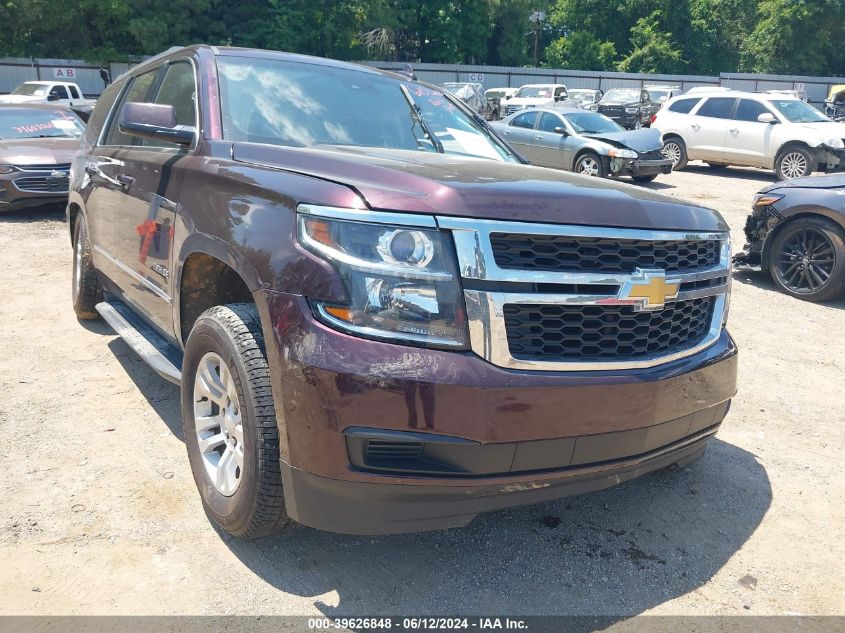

757,112,777,124
47,92,61,102
553,126,569,136
118,102,195,146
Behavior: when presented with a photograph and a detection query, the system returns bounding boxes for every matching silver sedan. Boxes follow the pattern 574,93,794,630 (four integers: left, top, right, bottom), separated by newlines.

490,107,673,182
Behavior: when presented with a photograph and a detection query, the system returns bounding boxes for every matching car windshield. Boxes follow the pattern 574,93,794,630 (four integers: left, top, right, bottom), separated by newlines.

10,84,49,97
769,99,829,123
568,90,593,100
564,112,624,134
216,57,514,162
648,89,671,102
515,86,554,98
603,89,640,101
0,109,84,139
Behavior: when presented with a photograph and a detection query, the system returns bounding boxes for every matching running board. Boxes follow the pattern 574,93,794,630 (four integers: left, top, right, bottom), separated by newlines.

95,301,183,385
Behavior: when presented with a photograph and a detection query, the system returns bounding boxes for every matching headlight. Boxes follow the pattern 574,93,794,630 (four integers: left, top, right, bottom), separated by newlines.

752,193,784,208
824,137,844,149
625,107,639,114
0,164,15,174
608,148,638,159
297,212,468,348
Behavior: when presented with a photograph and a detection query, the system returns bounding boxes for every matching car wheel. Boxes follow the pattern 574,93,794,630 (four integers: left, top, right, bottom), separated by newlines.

182,303,291,538
632,174,659,183
633,120,642,130
661,137,688,171
574,152,607,178
71,213,103,320
775,145,817,180
769,217,845,302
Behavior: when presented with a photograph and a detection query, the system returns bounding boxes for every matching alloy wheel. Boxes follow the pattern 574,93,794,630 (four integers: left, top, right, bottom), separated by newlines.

779,151,809,179
193,351,244,496
577,157,601,176
774,228,836,295
662,142,682,166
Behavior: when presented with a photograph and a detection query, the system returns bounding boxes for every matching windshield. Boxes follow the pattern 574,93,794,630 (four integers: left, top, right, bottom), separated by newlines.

0,109,84,139
563,112,624,134
770,99,829,123
648,89,671,102
515,86,555,98
216,57,514,162
568,90,593,100
603,89,640,102
10,84,49,97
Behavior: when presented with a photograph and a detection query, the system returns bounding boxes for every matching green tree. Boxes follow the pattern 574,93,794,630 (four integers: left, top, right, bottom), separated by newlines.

544,30,616,70
617,11,685,73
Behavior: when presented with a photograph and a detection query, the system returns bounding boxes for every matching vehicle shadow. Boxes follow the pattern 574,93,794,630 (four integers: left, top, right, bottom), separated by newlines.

637,180,675,191
732,269,845,310
91,322,771,618
0,205,65,223
683,164,779,183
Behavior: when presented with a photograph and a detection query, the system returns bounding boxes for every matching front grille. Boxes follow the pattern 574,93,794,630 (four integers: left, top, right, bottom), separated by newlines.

503,297,715,362
506,105,523,115
11,163,71,172
13,175,69,193
599,106,624,116
366,440,424,460
490,233,721,274
638,149,666,161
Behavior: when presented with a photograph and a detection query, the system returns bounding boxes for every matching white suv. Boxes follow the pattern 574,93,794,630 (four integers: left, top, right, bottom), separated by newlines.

653,91,845,180
503,84,568,117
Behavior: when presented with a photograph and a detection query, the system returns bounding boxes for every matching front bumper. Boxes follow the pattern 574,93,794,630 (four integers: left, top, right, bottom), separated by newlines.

0,173,69,211
261,292,738,534
611,157,674,177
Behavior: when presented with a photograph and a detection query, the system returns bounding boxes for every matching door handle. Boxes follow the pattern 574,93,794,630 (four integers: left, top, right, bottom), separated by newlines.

84,164,98,176
116,174,135,187
691,124,701,131
729,128,739,134
535,135,543,140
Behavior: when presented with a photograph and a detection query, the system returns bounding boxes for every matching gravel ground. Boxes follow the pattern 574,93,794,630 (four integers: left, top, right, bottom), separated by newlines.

0,163,843,617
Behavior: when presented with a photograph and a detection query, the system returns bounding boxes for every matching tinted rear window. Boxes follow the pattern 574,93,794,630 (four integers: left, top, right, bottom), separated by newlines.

668,98,700,114
696,97,736,119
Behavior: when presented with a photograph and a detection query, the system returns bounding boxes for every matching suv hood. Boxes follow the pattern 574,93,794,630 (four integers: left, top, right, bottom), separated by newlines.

599,101,636,107
233,143,727,232
584,129,663,153
0,137,80,164
792,121,845,138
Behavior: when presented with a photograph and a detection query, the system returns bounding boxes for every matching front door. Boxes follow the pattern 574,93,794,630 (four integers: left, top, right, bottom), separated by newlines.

722,98,779,167
112,60,197,338
532,111,573,168
686,97,737,162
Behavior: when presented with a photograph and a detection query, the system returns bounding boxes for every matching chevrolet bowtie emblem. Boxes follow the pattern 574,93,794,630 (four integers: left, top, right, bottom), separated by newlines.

613,268,680,311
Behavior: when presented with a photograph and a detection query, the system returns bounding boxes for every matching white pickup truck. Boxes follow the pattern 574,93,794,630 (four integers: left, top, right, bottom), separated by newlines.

0,81,95,107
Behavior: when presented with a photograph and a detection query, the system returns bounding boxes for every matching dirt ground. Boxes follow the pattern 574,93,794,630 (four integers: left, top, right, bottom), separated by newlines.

0,162,843,618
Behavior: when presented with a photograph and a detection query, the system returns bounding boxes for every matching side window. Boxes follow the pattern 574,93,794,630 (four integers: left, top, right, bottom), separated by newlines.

69,85,81,99
510,110,539,129
695,97,736,119
642,90,649,102
141,61,197,148
538,112,563,133
735,99,773,122
554,87,566,99
103,69,160,145
86,80,124,145
669,97,701,114
51,85,69,100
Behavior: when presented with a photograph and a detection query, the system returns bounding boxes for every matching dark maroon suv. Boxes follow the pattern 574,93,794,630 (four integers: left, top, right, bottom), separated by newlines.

67,45,737,537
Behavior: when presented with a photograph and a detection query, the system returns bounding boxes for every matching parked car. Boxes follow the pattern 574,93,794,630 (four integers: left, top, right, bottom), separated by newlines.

644,85,682,104
734,174,845,301
595,88,661,130
0,104,84,212
763,89,808,103
503,83,568,117
69,45,736,537
439,82,498,120
825,84,845,122
0,81,94,107
654,91,845,179
485,87,518,103
566,88,603,109
490,108,672,182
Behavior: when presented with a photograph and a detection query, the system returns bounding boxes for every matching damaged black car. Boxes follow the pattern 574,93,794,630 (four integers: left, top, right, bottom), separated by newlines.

734,174,845,301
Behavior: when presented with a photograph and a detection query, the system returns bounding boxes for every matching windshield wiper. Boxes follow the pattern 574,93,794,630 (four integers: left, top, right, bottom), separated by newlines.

399,84,444,154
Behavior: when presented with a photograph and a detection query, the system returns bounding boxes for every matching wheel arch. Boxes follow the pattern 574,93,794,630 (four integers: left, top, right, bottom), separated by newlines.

771,139,815,170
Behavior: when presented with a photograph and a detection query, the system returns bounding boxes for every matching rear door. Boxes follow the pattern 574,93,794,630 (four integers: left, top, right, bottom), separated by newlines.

686,97,737,162
112,59,197,337
499,110,540,160
722,98,778,167
532,111,573,168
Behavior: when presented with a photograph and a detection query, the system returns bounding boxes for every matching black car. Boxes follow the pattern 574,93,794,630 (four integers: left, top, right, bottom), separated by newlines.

596,88,660,130
734,174,845,301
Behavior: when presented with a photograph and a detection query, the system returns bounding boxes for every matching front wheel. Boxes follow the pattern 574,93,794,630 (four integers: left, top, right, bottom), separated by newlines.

182,303,291,538
71,213,102,319
769,217,845,301
661,137,688,171
574,152,607,178
775,145,817,180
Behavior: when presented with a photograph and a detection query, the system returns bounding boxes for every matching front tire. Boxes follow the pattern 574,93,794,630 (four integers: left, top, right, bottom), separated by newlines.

574,151,607,178
182,303,291,538
71,213,102,319
662,137,688,170
775,145,817,180
769,217,845,302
